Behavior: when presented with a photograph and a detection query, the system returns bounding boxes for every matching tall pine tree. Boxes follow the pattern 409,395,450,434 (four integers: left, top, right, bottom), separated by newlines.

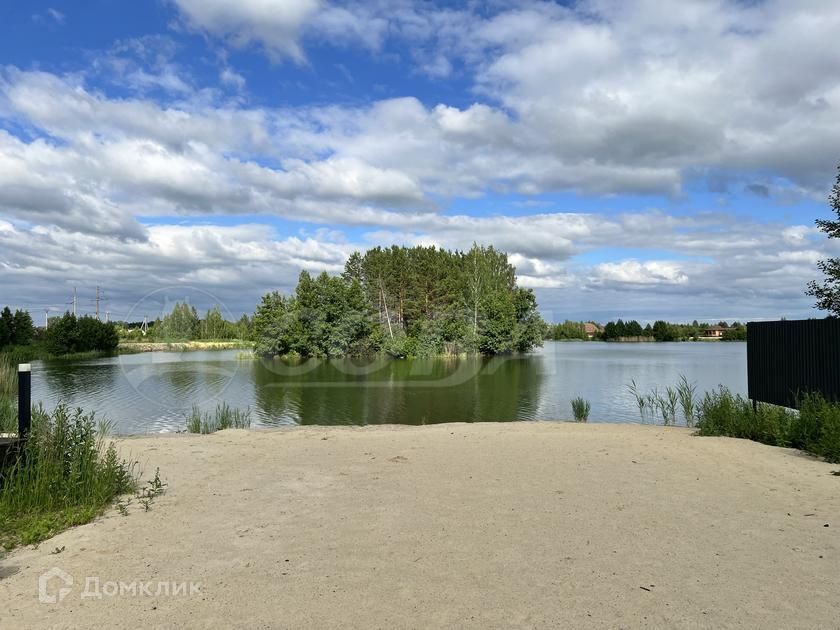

807,164,840,315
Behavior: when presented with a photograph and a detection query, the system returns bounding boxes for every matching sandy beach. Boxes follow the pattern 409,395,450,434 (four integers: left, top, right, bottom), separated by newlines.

1,422,838,629
118,341,252,353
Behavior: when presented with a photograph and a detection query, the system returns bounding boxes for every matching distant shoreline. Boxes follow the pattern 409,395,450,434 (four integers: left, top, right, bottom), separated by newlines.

545,338,744,343
118,340,254,353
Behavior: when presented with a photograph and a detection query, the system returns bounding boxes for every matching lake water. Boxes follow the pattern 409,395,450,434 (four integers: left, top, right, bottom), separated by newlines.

29,342,747,434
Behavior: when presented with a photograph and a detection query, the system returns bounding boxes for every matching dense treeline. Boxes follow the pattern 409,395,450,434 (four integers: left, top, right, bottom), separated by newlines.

44,313,119,354
0,307,35,430
253,245,545,357
547,318,748,342
548,321,591,340
120,303,252,341
721,326,748,341
602,320,647,340
0,306,118,358
0,307,35,350
598,319,747,342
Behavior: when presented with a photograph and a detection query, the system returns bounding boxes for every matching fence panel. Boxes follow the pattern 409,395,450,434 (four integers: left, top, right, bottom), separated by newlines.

747,319,840,408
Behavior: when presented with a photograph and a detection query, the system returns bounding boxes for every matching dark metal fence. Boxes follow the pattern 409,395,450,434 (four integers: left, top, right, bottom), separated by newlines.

747,318,840,408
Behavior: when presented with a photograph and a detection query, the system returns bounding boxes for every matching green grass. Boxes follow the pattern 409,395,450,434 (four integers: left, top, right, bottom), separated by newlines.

185,402,251,434
0,398,14,434
696,388,840,464
571,397,591,422
0,404,138,549
0,354,16,433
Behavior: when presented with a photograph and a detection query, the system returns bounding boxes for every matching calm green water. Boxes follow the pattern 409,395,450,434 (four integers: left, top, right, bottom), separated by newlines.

30,342,747,434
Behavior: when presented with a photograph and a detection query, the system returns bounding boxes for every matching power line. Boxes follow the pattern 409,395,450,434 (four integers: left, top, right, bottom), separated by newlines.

65,286,77,316
97,287,109,321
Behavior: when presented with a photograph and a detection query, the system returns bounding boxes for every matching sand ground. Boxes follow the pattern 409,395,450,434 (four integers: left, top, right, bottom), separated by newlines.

1,422,839,629
118,340,251,353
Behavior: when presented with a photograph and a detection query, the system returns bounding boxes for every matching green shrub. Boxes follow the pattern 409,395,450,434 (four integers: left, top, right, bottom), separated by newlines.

791,393,829,452
817,413,840,464
796,393,840,464
696,388,840,463
696,387,794,446
382,333,417,359
0,404,137,548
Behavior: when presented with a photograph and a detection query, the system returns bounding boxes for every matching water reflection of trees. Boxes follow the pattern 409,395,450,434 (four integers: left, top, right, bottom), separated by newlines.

252,354,546,426
39,361,118,407
151,357,239,408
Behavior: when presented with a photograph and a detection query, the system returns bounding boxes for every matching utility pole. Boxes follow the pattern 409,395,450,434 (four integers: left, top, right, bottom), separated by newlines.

73,287,77,317
105,311,110,323
44,310,49,330
95,286,101,321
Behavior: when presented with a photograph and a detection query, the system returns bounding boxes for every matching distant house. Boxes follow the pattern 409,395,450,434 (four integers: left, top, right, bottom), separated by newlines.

703,325,728,338
583,323,603,339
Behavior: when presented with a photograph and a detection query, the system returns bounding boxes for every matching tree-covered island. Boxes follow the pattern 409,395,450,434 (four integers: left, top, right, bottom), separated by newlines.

252,245,546,358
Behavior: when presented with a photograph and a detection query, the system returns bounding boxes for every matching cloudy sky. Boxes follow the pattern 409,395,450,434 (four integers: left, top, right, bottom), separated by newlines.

1,0,839,324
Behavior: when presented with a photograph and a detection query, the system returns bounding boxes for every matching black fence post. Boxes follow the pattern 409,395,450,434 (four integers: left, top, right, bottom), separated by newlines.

18,363,31,439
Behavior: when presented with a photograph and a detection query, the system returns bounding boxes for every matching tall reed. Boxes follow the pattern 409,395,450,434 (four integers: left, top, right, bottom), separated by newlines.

627,379,649,422
662,386,679,426
627,375,698,426
676,375,698,427
571,397,591,423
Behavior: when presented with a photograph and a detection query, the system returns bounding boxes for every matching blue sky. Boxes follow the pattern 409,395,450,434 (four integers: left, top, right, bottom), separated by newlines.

1,1,839,323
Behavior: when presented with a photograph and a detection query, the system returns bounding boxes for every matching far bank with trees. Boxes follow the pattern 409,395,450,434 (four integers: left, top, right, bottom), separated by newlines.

252,245,546,358
547,319,747,342
0,307,119,360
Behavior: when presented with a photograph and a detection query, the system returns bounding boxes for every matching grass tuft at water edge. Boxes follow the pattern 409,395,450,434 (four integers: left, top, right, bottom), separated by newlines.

571,397,591,423
185,402,251,434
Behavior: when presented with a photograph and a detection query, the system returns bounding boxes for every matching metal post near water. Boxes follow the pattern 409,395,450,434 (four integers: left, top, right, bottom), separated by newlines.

18,364,31,439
